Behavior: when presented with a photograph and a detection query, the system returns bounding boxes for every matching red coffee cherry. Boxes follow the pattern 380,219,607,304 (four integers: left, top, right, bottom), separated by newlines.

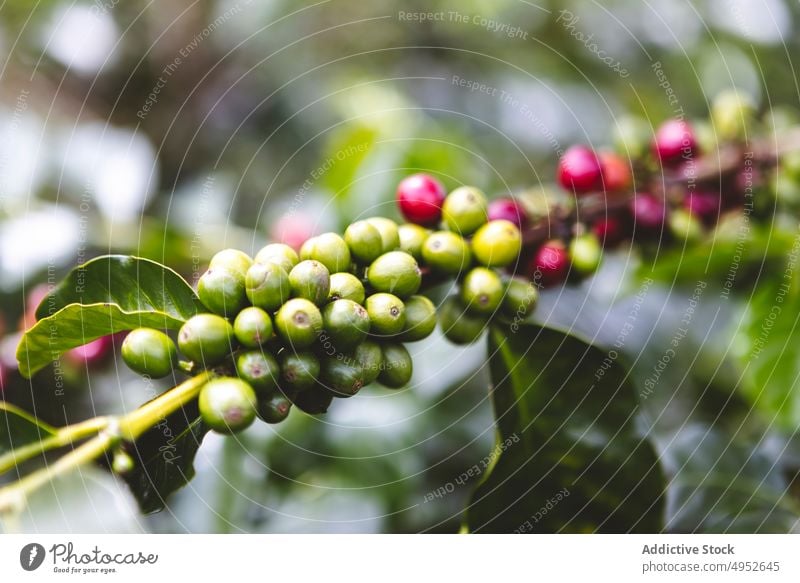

592,215,629,247
487,197,528,229
653,119,698,167
598,151,632,194
557,145,603,195
396,173,446,227
528,240,570,287
630,192,668,233
684,189,721,225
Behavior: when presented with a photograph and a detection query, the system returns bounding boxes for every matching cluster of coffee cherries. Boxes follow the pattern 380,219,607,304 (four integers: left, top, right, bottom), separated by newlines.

115,175,540,435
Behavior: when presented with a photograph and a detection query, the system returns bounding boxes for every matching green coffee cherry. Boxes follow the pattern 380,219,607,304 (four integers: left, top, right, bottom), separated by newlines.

246,262,291,312
471,220,522,268
365,217,400,253
421,231,472,275
613,115,651,160
236,350,280,395
178,314,236,367
354,340,383,384
209,249,253,278
438,296,487,345
274,298,323,348
378,343,413,388
344,220,383,264
255,243,299,273
461,267,504,314
198,377,257,434
321,357,365,397
365,293,406,336
328,272,365,304
367,251,422,298
322,299,370,351
669,209,704,243
502,277,538,318
198,268,247,316
293,387,333,414
398,223,429,260
121,328,177,378
569,233,602,276
280,352,320,392
442,186,488,235
289,260,330,305
712,89,756,141
300,232,352,273
256,392,292,424
233,307,273,348
399,295,436,342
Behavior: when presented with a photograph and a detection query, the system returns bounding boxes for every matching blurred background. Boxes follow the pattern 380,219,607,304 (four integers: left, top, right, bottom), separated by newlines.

1,0,799,533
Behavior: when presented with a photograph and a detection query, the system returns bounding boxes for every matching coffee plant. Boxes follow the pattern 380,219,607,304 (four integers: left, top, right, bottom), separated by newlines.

2,90,800,533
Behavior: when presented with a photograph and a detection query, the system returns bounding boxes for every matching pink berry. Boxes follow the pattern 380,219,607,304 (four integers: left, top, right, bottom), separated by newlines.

528,240,570,287
684,189,721,225
592,215,629,247
557,145,603,195
487,198,528,229
396,173,446,227
653,119,698,166
630,192,667,232
66,335,113,367
271,214,315,252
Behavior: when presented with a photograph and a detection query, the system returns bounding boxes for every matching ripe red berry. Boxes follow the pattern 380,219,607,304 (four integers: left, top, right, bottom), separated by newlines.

630,192,667,232
396,173,446,227
528,240,570,287
653,119,698,167
684,189,721,225
557,145,603,195
598,152,632,194
592,215,629,247
487,197,528,229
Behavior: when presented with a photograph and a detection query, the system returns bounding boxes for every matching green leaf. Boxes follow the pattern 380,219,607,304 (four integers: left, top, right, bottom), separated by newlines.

36,255,201,321
463,324,663,533
17,304,184,378
658,424,800,533
0,402,56,456
119,402,209,514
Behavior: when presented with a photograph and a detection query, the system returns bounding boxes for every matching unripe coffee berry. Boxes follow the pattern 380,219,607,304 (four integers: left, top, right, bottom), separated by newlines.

438,295,487,345
199,377,257,434
280,351,320,392
669,208,703,243
711,89,755,141
365,292,406,336
293,387,333,414
328,272,366,304
421,231,472,275
397,173,446,227
322,299,371,350
274,298,323,348
288,260,331,306
399,295,437,342
367,251,422,298
344,220,383,264
256,392,292,424
321,357,365,398
121,328,177,378
354,340,383,384
613,116,651,160
255,243,299,274
233,307,273,348
209,248,253,279
365,217,400,253
442,186,488,235
529,240,570,287
198,267,247,317
502,277,538,318
398,223,430,260
461,267,504,314
236,350,280,395
653,119,698,166
178,314,236,367
300,232,352,273
568,233,602,276
598,151,632,193
557,145,603,194
378,343,413,388
245,262,291,312
630,192,667,232
487,198,528,229
471,220,522,268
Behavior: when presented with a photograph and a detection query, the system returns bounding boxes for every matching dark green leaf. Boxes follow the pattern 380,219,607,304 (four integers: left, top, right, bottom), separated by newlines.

118,401,209,514
17,303,185,378
35,255,201,321
0,402,57,456
658,424,800,533
463,324,663,533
